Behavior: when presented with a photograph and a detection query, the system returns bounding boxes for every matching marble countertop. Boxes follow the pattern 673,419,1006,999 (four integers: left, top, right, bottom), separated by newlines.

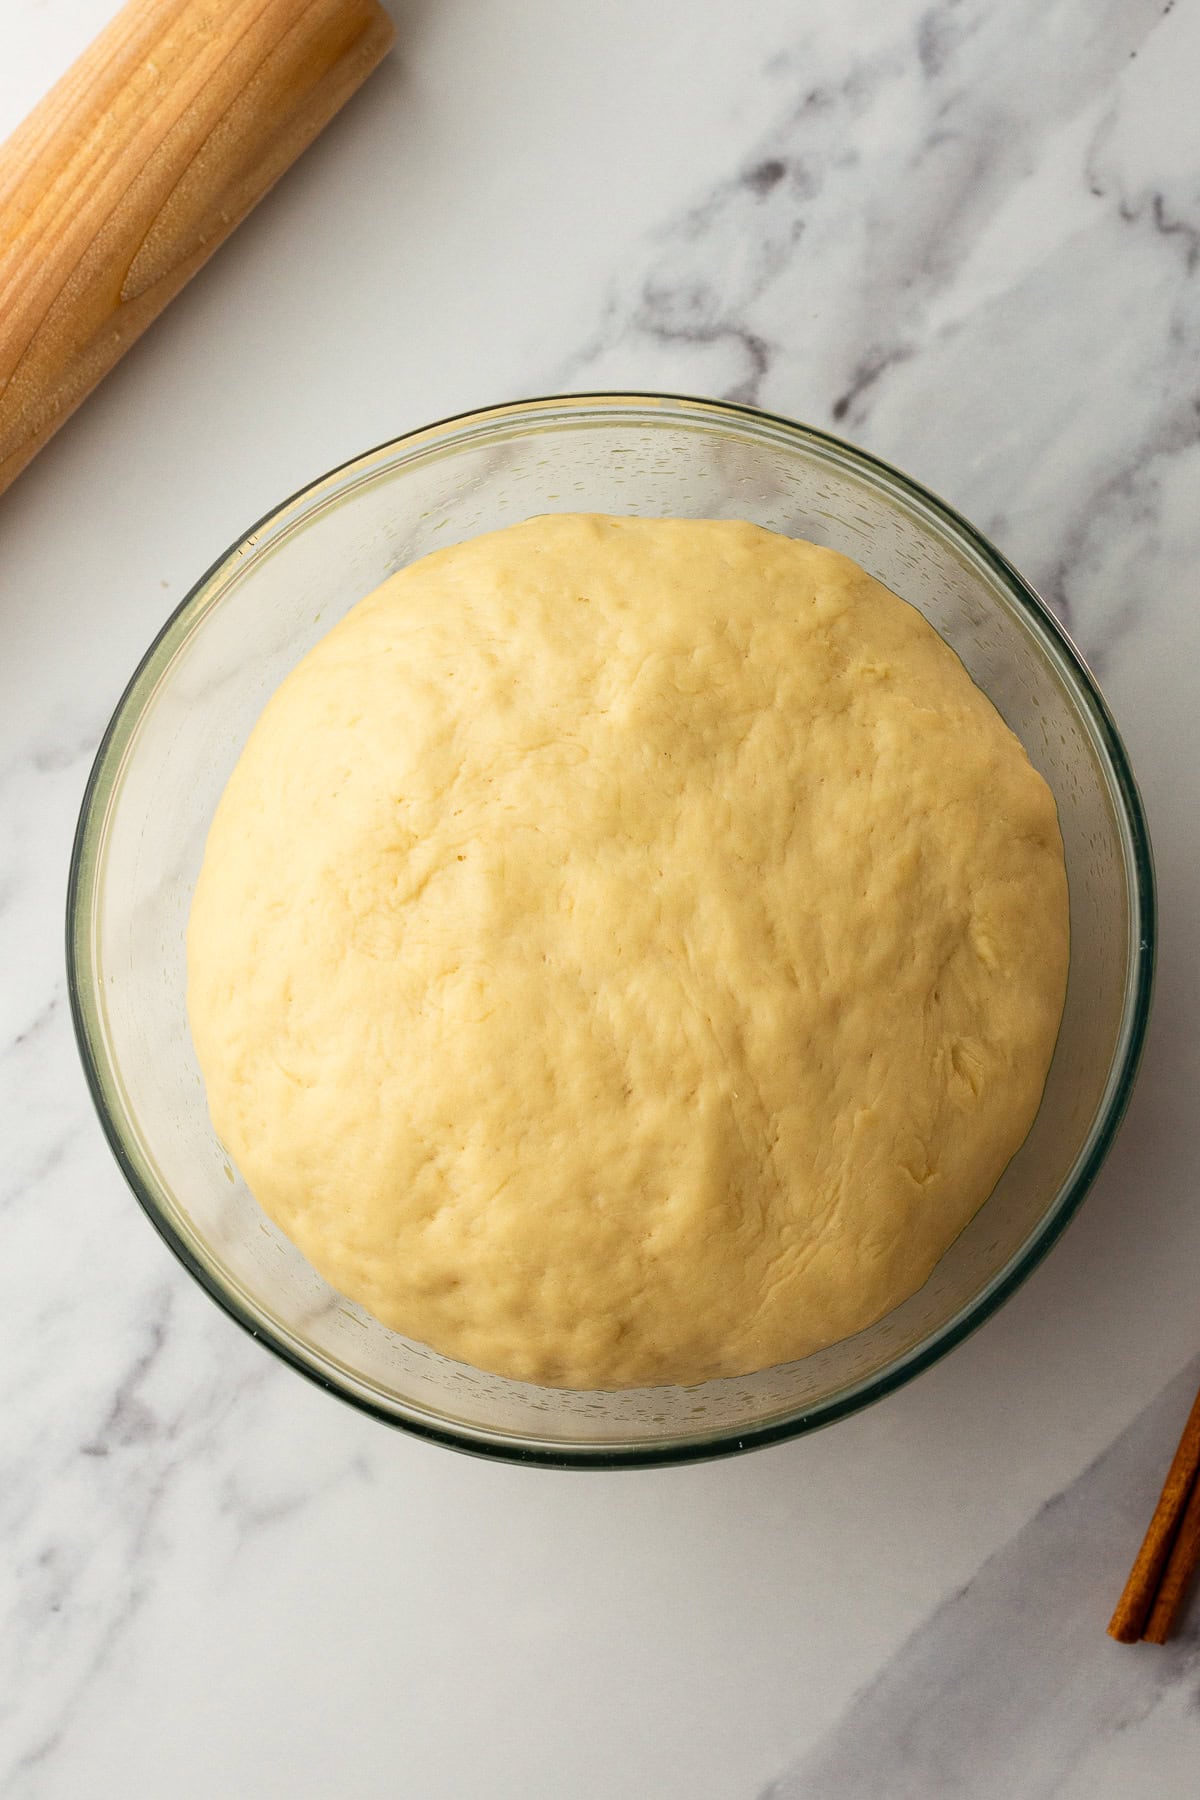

3,2,1199,1794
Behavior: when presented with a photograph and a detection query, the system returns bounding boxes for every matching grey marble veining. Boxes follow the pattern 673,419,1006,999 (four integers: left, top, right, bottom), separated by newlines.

2,1,1199,1794
571,0,1200,679
767,1355,1200,1799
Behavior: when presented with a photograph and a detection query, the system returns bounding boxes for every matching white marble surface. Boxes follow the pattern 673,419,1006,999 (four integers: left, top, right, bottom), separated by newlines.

2,1,1199,1793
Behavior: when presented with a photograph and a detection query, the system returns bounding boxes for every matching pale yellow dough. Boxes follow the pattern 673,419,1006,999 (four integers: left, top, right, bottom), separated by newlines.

188,515,1068,1389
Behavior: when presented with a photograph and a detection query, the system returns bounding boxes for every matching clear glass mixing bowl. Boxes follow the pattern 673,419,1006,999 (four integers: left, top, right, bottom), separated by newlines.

68,394,1155,1467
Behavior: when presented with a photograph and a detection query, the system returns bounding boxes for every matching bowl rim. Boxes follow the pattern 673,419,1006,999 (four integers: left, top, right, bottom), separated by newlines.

66,391,1157,1469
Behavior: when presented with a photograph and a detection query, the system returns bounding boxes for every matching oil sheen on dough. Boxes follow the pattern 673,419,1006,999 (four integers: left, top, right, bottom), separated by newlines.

187,516,1069,1389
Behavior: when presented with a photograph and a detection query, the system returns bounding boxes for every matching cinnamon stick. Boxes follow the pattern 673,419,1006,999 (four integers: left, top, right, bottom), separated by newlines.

1108,1381,1200,1643
1142,1466,1200,1644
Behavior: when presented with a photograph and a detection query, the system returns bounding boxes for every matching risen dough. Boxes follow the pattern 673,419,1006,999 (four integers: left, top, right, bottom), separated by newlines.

188,515,1068,1388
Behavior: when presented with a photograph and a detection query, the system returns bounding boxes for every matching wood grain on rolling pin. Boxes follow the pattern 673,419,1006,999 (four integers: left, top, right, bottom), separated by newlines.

0,0,394,497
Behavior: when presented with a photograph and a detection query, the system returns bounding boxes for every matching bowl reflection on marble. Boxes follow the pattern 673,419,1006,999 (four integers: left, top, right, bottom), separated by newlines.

67,394,1154,1467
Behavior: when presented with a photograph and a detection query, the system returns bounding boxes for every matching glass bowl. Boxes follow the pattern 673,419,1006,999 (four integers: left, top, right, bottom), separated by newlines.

68,394,1155,1467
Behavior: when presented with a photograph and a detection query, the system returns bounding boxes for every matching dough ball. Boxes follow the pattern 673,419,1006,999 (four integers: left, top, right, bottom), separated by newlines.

188,515,1069,1388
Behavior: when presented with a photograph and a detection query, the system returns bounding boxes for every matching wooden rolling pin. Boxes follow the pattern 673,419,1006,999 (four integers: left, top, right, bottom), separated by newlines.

0,0,394,497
